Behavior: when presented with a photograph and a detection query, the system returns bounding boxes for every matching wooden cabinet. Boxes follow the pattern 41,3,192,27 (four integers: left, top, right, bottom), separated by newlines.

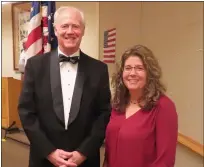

2,77,22,129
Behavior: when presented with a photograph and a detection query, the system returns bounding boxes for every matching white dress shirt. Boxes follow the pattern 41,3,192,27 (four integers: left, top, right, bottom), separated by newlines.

58,48,79,129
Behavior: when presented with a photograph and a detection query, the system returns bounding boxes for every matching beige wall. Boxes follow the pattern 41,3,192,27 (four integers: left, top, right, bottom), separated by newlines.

176,144,203,167
99,1,203,167
2,2,99,79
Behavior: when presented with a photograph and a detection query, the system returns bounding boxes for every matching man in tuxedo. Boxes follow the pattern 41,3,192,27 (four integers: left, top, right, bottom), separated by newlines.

18,6,111,167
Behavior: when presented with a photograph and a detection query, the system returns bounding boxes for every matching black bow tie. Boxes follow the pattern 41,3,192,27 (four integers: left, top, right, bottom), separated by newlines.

59,54,79,64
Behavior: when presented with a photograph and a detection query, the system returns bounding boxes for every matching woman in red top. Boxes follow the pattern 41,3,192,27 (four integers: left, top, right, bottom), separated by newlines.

103,45,178,167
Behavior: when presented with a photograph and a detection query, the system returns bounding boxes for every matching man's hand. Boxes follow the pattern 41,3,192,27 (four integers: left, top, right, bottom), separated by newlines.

68,151,87,166
47,149,77,167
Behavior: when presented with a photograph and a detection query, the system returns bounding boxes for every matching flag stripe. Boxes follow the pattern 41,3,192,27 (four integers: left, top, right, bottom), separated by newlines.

26,26,42,49
27,13,41,35
107,28,116,32
41,6,48,17
103,57,115,61
104,46,115,51
104,55,115,58
36,49,43,56
107,38,116,43
107,41,116,45
108,33,116,37
104,53,115,56
103,60,115,63
107,35,116,40
106,44,115,48
104,49,115,53
26,38,43,57
42,17,48,27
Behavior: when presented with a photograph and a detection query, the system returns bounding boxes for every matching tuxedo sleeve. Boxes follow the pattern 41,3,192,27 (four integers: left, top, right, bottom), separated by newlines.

76,64,111,157
18,59,56,159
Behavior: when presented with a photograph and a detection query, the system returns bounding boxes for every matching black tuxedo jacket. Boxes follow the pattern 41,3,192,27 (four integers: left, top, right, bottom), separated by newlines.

18,50,111,167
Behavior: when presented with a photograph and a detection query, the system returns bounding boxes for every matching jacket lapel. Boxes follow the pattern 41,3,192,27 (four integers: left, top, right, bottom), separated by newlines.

68,51,86,125
50,50,65,124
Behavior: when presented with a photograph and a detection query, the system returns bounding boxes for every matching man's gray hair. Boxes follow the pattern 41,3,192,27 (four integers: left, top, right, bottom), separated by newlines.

53,6,85,27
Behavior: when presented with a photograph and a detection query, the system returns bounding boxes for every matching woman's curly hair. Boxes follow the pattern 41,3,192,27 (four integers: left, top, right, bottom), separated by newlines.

111,45,166,112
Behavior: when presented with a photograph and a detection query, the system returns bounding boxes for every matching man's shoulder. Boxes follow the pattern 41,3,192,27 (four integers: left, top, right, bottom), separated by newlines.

82,51,107,69
28,51,53,63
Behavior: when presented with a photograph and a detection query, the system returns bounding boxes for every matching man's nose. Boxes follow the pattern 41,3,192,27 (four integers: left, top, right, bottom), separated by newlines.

66,26,74,33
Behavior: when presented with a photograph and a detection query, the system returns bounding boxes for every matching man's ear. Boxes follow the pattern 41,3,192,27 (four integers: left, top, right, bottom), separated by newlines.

54,26,58,37
82,26,85,36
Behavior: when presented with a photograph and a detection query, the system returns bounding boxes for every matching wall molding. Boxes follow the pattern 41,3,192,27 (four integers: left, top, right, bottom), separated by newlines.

178,132,204,157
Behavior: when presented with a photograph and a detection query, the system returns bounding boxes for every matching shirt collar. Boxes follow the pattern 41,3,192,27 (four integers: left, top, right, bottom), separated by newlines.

58,47,80,57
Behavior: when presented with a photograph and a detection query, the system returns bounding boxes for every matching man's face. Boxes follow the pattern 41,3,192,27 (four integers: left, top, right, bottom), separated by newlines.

54,10,84,52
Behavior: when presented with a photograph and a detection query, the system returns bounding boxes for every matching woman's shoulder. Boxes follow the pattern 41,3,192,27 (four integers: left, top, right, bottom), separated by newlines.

157,94,176,108
155,94,177,117
154,95,178,125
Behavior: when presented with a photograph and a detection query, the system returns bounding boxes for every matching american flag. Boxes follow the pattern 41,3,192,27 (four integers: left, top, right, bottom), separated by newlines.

41,1,58,53
103,28,116,63
25,2,57,59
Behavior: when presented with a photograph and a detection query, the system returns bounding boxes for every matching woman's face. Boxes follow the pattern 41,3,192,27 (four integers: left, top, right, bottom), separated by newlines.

122,56,147,92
